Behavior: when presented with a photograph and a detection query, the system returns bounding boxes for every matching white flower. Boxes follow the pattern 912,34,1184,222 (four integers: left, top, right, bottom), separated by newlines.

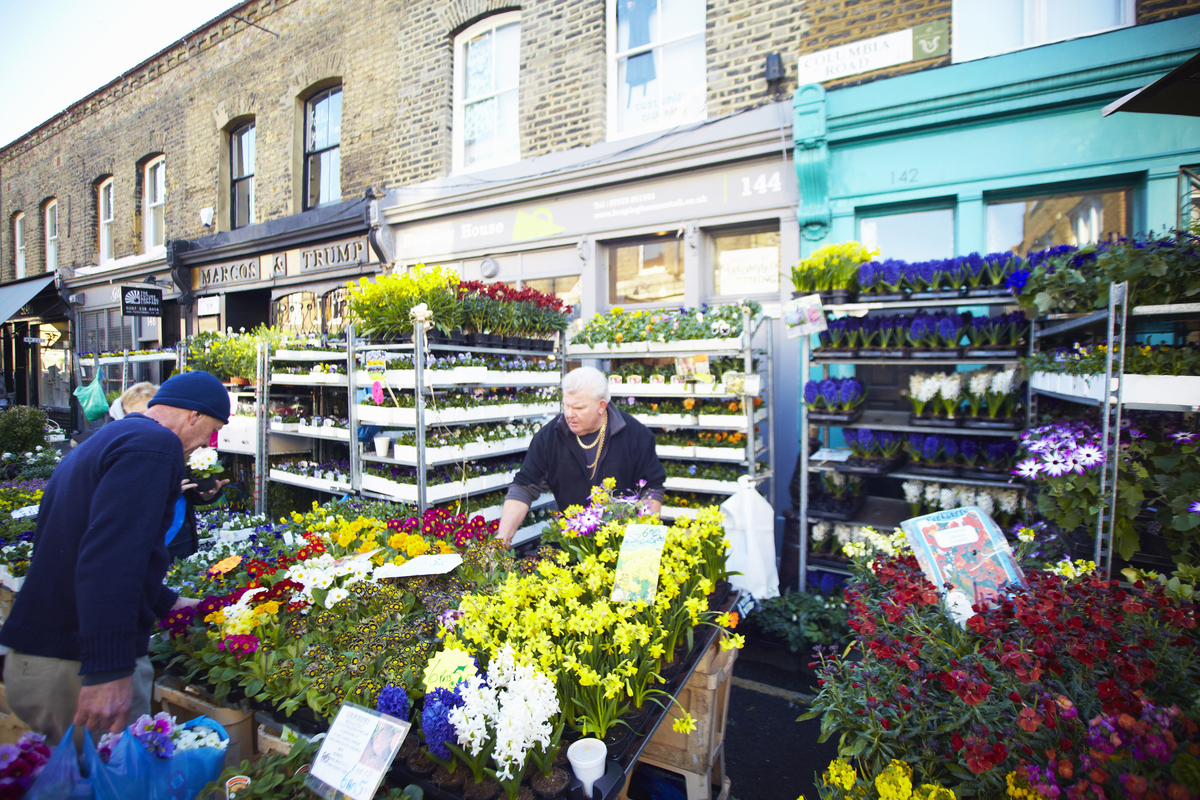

976,490,996,516
937,372,963,402
811,522,830,543
833,524,853,545
998,490,1019,514
902,481,922,505
990,369,1016,396
955,488,977,509
910,373,940,404
923,482,942,507
968,370,994,397
324,587,350,608
938,488,958,510
187,447,219,472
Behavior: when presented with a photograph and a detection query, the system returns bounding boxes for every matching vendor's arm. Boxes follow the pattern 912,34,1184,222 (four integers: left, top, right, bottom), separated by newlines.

76,445,182,677
75,675,133,734
495,499,531,547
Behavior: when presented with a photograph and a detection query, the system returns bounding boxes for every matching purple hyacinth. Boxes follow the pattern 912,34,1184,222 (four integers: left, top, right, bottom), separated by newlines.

936,316,962,347
858,261,879,289
856,428,877,456
1006,268,1031,294
959,438,979,464
921,435,941,461
876,430,901,457
917,261,938,289
908,433,926,452
377,685,410,720
818,378,840,405
842,428,859,449
941,437,959,460
880,260,904,289
803,381,821,406
422,686,465,761
908,314,934,346
838,378,864,409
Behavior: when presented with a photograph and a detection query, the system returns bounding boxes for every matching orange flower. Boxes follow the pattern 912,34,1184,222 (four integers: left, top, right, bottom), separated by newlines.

650,403,658,412
682,398,695,410
727,401,739,412
615,333,624,342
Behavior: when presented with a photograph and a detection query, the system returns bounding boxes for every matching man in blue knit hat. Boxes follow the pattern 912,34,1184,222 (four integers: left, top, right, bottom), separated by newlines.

0,371,230,744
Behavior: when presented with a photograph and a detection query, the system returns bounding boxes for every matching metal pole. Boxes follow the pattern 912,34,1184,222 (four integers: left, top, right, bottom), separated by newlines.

742,306,755,484
764,315,775,510
414,323,428,516
1100,281,1128,578
122,350,130,391
347,325,360,496
254,341,267,516
798,331,810,594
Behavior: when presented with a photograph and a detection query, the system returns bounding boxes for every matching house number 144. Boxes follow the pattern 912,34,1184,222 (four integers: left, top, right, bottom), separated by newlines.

740,172,783,196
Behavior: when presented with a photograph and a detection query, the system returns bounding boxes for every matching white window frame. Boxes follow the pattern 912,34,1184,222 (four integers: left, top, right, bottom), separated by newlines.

14,213,26,279
144,156,166,251
44,201,58,273
231,122,256,229
452,12,521,174
98,178,115,264
605,0,707,141
304,86,342,209
951,0,1135,63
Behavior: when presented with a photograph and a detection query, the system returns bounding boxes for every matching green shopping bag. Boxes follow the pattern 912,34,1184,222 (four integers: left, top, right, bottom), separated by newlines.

73,379,110,421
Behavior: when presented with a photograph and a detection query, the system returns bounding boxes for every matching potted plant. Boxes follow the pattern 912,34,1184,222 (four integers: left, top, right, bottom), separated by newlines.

791,241,878,304
187,446,226,494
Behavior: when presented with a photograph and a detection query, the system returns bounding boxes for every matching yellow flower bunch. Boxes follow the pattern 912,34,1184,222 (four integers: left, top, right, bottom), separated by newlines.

820,758,956,800
1005,771,1050,800
792,240,879,293
1049,558,1097,580
0,488,42,515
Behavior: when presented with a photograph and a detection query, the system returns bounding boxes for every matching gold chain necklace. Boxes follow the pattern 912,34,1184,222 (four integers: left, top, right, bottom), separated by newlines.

575,414,608,479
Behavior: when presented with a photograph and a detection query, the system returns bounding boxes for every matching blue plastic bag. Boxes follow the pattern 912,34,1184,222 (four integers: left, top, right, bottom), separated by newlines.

88,716,229,800
25,725,93,800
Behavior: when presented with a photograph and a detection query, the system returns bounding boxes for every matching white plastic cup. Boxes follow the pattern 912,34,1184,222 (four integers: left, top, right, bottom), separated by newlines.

373,435,391,457
567,738,607,799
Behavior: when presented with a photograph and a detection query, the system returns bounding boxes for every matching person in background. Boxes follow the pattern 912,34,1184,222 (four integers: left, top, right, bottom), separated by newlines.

0,372,229,744
496,366,665,547
108,381,156,420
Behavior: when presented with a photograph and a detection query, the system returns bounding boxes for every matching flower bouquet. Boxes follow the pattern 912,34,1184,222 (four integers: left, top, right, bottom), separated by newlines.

90,713,228,798
0,731,52,795
804,378,866,423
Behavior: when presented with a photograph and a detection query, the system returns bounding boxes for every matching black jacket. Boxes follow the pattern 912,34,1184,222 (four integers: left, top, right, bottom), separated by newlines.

507,406,665,510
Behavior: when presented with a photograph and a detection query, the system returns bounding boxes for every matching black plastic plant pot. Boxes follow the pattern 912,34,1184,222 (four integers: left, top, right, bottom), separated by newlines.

961,417,1023,430
908,347,962,359
191,475,219,494
907,414,962,428
834,455,906,475
963,347,1020,359
807,495,867,522
905,464,961,478
812,348,859,359
807,408,864,424
861,291,907,302
911,289,967,300
967,286,1012,298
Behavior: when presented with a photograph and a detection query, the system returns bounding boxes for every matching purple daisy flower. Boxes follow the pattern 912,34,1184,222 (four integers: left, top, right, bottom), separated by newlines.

1041,450,1068,478
1190,501,1200,514
1170,431,1197,444
1013,458,1042,479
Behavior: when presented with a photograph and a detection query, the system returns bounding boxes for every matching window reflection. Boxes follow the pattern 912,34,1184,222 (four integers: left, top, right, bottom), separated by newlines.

987,189,1129,255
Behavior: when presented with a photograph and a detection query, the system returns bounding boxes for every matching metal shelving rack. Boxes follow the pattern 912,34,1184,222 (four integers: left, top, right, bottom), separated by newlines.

571,306,776,514
254,323,566,519
1027,284,1200,578
797,294,1029,590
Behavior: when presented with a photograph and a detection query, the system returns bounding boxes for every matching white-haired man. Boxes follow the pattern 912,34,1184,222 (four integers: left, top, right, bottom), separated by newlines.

497,366,665,546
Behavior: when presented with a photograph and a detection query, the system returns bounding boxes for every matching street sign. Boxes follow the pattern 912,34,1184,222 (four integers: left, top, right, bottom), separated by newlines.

122,286,162,317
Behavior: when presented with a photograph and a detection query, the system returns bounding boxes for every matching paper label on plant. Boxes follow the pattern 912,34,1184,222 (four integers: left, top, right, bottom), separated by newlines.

931,525,979,548
363,350,387,381
9,505,37,520
900,507,1027,627
423,648,479,692
784,294,827,338
611,524,669,604
374,553,462,578
306,702,410,800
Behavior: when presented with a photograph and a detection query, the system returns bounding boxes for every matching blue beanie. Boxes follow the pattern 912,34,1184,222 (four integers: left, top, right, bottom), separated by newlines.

148,371,231,424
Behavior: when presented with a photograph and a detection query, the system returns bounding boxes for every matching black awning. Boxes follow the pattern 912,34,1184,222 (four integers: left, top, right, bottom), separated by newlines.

0,275,57,324
1102,50,1200,117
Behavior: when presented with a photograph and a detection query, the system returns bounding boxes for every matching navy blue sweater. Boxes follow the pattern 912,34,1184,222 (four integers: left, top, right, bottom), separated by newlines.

0,413,182,675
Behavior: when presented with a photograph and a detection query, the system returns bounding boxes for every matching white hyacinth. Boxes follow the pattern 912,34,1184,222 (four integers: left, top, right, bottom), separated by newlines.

968,370,994,397
939,488,958,510
998,490,1020,514
955,488,977,509
902,481,922,505
910,373,940,403
811,522,831,543
923,482,942,508
990,369,1017,396
976,490,996,516
937,372,963,402
833,524,854,545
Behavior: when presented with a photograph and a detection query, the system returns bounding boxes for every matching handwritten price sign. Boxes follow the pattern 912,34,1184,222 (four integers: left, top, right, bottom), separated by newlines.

305,703,411,800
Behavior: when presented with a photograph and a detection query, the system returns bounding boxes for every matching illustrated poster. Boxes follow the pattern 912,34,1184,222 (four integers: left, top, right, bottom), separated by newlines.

611,524,670,603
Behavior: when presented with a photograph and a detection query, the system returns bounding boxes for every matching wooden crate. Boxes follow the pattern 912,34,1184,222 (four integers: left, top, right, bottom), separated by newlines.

640,640,737,774
257,723,294,757
153,676,255,768
618,743,728,800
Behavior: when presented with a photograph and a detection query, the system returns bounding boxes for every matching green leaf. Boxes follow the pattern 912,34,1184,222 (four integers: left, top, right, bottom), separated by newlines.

246,678,264,697
796,710,821,722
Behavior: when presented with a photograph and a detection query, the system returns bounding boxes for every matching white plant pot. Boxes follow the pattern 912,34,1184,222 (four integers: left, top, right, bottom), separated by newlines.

393,444,418,462
663,477,740,493
361,474,417,502
386,370,415,388
373,436,392,457
453,366,488,384
694,446,744,461
356,404,393,425
656,445,695,458
1121,374,1200,406
464,442,487,458
567,343,609,356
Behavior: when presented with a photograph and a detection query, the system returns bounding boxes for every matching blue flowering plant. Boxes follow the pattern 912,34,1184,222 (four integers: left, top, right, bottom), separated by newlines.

843,428,903,461
804,378,866,414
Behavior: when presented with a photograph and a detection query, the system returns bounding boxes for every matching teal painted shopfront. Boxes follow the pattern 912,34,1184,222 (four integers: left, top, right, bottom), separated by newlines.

795,15,1200,262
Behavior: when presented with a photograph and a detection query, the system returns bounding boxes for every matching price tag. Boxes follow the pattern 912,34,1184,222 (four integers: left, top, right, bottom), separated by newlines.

611,524,669,604
784,294,828,338
374,553,462,579
10,505,38,520
305,703,411,800
363,350,387,382
423,649,478,692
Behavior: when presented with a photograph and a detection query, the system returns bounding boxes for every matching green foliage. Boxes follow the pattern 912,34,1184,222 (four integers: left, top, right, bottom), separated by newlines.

751,590,850,653
0,407,48,455
791,241,879,293
199,740,319,799
187,326,284,380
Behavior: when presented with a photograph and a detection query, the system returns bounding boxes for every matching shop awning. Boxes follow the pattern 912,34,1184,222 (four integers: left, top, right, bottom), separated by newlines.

1102,50,1200,117
0,275,57,324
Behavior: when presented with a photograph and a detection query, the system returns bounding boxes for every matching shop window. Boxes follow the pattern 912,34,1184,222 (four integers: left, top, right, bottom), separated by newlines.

38,322,71,409
98,178,115,264
1181,166,1200,230
453,13,521,173
323,287,348,334
231,122,256,229
608,236,685,305
987,187,1130,255
608,0,706,140
305,86,342,209
272,291,320,336
711,227,780,297
44,201,58,273
522,275,583,323
859,208,955,261
144,156,166,250
952,0,1133,63
13,213,25,279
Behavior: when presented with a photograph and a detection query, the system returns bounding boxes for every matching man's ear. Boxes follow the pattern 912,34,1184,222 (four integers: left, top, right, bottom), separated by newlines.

598,398,608,415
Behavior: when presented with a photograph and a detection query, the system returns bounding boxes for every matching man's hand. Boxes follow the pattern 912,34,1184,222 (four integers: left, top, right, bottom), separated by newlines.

196,478,230,502
495,499,531,548
74,677,132,734
171,596,201,611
